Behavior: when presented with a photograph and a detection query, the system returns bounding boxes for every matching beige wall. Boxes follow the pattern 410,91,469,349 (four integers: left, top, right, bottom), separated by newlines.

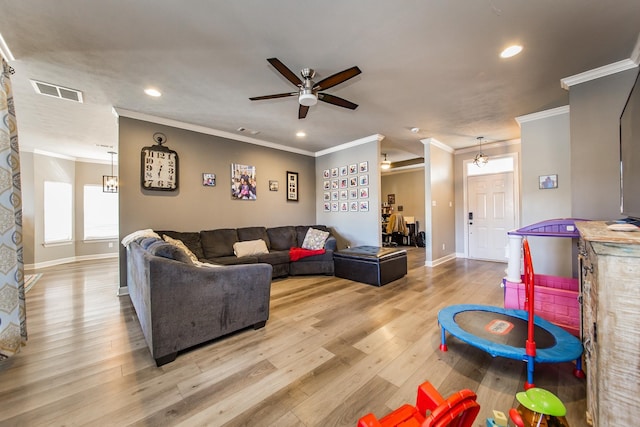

19,151,118,268
381,168,425,237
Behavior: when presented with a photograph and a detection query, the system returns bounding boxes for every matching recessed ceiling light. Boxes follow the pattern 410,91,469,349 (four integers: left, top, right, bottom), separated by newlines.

410,127,420,133
500,45,523,59
144,88,162,97
296,131,306,137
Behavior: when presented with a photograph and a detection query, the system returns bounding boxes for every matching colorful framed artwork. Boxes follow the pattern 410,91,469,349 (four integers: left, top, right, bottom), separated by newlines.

331,191,339,201
323,180,330,190
340,190,348,200
359,187,369,199
231,163,256,200
332,180,339,189
359,161,368,173
349,163,358,174
359,174,369,186
359,201,369,212
323,202,331,212
349,177,358,187
350,201,359,212
331,167,339,178
340,178,348,188
323,192,331,201
539,174,558,189
331,202,339,212
349,189,358,199
340,202,348,212
340,166,348,176
203,173,216,187
323,169,330,179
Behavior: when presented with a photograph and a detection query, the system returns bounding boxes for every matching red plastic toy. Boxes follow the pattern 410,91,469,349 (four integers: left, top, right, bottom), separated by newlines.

357,381,480,427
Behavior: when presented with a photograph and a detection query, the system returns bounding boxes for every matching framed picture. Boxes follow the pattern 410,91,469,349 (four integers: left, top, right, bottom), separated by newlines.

340,202,349,212
332,180,339,189
323,192,331,201
349,177,358,187
331,191,339,201
323,180,330,190
359,187,369,199
350,201,359,212
287,171,299,201
340,178,348,188
388,193,396,204
349,163,358,174
231,163,256,200
269,180,279,191
202,173,216,187
323,202,331,212
359,201,369,212
331,202,339,212
539,174,558,189
359,161,368,173
323,169,330,179
359,174,369,186
349,189,358,199
340,166,348,176
331,167,339,178
339,190,348,200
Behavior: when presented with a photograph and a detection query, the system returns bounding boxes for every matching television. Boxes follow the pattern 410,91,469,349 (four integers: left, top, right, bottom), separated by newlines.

619,69,640,222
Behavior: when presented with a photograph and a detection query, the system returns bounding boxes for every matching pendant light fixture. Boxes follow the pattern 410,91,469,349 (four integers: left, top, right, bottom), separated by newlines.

473,137,489,168
103,151,118,193
381,153,391,170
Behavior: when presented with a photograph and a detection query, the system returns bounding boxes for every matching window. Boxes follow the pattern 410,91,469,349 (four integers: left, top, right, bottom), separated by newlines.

84,185,118,240
44,181,73,244
467,156,514,176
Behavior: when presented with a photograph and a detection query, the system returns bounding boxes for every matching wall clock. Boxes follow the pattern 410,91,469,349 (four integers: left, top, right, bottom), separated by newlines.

141,132,179,191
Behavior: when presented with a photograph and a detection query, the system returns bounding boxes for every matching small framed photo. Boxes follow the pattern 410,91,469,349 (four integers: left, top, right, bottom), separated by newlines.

323,169,330,179
359,174,369,186
388,193,396,204
269,180,279,191
331,167,339,178
287,171,299,201
350,201,359,212
349,189,358,199
340,202,349,212
331,191,339,201
359,161,368,173
340,178,348,188
359,201,369,212
340,190,348,200
359,187,369,199
331,202,339,212
323,192,331,201
349,177,358,187
349,163,358,174
323,181,330,190
323,202,331,212
332,180,339,189
340,166,348,176
539,174,558,189
203,173,216,186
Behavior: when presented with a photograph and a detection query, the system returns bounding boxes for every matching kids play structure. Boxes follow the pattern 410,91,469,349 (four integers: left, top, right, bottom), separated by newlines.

503,218,585,336
438,237,584,390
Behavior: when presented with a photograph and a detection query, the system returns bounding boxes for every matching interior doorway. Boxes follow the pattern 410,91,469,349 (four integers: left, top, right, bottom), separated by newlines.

464,154,519,262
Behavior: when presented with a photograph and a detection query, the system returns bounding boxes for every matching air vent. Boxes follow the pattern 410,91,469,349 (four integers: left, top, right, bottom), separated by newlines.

30,80,83,103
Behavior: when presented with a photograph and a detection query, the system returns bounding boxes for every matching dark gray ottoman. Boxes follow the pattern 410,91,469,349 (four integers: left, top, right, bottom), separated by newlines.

334,246,407,286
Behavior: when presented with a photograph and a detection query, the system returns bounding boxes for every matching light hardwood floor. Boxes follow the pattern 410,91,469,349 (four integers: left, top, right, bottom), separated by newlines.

1,249,586,426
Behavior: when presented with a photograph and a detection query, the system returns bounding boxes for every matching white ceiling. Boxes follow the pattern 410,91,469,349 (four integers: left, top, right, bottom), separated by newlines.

1,1,640,163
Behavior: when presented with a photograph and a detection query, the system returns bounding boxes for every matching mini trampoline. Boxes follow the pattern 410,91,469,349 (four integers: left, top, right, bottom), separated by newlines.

438,239,584,389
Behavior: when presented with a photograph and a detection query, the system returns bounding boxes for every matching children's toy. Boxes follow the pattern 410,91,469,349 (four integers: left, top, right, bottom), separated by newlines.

357,380,480,427
508,387,569,427
504,219,586,337
438,239,584,389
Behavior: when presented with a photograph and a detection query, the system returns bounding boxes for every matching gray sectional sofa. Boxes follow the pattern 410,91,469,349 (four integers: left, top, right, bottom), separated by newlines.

158,225,336,278
126,236,273,366
125,225,335,366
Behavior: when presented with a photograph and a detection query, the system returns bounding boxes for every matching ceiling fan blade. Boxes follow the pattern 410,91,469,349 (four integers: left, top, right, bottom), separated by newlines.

313,66,361,91
249,92,297,101
318,93,358,110
267,58,303,87
298,104,309,119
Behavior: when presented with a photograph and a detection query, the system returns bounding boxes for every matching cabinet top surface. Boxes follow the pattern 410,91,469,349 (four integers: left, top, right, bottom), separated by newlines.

576,221,640,245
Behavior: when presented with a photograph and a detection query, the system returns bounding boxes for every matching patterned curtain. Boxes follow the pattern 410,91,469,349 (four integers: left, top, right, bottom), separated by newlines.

0,56,26,360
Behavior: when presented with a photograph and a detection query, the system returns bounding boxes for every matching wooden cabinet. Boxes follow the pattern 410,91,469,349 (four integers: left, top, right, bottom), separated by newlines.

576,221,640,426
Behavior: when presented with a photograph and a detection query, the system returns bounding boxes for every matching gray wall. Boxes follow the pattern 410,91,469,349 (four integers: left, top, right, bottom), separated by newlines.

118,117,317,287
520,110,573,277
315,137,381,248
429,144,455,262
570,68,638,220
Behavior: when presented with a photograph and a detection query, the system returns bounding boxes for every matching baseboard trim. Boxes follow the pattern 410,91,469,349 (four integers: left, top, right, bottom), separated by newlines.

25,253,118,270
117,286,129,297
425,253,457,267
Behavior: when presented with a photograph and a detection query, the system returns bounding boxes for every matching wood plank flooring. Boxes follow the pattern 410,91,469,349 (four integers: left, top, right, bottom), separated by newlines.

0,249,587,426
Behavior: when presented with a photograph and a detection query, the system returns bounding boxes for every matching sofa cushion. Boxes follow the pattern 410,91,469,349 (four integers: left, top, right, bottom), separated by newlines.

233,239,269,257
156,230,204,260
148,241,194,264
163,234,199,263
237,227,270,248
267,226,297,251
206,255,260,265
200,229,238,258
256,250,290,265
296,225,330,247
302,228,330,250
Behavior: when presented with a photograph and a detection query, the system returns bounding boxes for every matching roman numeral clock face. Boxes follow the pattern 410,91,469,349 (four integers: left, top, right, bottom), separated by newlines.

141,146,179,191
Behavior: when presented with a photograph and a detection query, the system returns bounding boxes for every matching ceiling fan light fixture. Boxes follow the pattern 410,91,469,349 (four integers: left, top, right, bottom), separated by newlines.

380,153,391,170
299,91,317,106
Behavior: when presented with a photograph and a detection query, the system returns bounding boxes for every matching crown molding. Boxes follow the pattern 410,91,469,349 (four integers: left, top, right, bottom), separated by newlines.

420,137,454,153
515,105,570,126
114,108,316,157
560,59,637,90
314,134,384,157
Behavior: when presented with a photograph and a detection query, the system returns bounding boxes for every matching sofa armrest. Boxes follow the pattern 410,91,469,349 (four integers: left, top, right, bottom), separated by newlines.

324,236,337,252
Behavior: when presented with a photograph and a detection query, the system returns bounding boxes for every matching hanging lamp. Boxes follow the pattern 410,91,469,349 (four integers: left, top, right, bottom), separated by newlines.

381,153,391,170
103,151,118,193
473,137,489,168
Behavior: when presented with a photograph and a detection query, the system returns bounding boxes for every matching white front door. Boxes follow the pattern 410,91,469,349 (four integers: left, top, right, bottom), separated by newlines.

468,172,515,261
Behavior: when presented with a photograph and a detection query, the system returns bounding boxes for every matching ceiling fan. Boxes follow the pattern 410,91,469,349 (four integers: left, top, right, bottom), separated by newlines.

249,58,361,119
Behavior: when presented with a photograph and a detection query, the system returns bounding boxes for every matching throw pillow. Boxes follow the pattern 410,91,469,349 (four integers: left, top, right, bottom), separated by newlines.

301,228,330,250
163,234,199,263
233,239,269,257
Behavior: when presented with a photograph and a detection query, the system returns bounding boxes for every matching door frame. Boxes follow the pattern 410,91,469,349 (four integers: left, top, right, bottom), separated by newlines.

463,152,520,259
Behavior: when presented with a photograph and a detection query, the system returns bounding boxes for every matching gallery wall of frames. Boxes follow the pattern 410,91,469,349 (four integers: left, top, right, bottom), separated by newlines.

321,161,370,213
